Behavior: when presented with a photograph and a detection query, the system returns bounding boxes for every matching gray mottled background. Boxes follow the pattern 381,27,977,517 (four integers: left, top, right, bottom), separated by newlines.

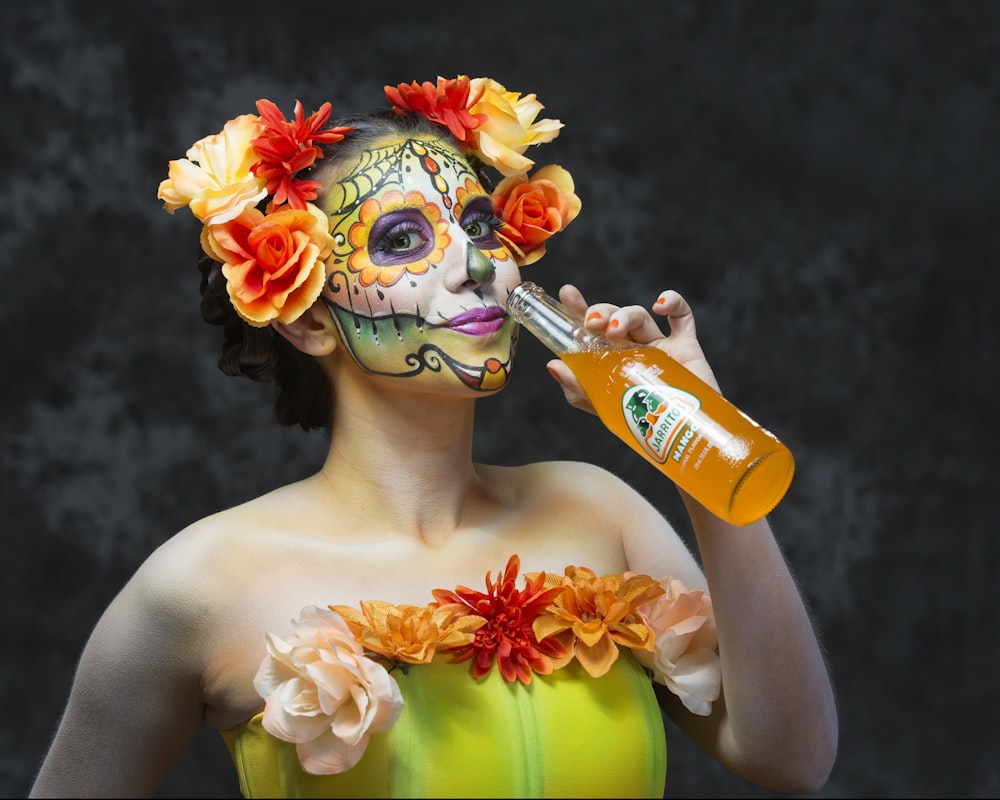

2,1,996,797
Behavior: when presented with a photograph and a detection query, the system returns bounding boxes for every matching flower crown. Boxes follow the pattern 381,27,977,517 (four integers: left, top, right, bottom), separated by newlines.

158,75,581,328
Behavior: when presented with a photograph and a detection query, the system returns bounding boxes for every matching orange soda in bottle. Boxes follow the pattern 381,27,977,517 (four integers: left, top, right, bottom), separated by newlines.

506,281,794,525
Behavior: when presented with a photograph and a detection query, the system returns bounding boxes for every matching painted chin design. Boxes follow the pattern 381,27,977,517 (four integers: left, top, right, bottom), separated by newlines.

325,300,517,392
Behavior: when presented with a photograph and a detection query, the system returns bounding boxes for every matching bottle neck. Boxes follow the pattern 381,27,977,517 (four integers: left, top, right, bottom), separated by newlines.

506,281,614,356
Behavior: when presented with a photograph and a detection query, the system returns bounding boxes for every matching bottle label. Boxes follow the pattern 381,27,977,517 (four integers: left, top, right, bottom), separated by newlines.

621,383,701,464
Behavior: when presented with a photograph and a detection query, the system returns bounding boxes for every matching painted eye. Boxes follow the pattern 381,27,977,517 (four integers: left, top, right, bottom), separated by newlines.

464,218,488,238
461,207,503,249
388,230,424,253
369,209,435,266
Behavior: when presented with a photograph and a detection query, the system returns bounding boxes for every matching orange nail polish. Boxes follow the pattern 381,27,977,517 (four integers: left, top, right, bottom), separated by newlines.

608,319,620,329
586,311,601,322
546,365,563,384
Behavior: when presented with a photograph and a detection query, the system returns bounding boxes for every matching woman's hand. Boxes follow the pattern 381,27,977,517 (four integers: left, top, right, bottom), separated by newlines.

545,283,721,414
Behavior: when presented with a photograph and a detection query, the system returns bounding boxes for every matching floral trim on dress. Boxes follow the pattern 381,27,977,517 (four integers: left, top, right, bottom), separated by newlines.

252,555,721,775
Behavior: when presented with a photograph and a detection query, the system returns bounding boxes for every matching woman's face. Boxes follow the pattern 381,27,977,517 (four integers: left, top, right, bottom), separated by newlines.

319,135,521,394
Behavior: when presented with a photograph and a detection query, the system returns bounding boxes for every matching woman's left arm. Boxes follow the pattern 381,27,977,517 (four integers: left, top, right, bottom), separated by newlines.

548,283,838,793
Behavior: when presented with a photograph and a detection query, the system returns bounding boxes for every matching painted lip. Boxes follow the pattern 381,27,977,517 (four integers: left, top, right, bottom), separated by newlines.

445,306,507,336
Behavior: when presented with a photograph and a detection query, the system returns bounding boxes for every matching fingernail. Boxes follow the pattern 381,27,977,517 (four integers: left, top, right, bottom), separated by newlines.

546,365,563,385
586,311,602,322
608,319,620,329
655,296,667,305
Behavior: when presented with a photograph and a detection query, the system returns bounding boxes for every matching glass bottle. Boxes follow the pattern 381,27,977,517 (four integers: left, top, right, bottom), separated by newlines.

506,281,795,525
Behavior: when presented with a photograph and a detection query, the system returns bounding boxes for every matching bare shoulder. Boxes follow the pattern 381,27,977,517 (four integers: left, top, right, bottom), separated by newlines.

484,458,659,513
484,458,625,493
479,460,705,587
116,483,312,632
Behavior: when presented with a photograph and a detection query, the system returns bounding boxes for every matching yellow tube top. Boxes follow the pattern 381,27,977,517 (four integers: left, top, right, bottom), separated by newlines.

220,650,666,798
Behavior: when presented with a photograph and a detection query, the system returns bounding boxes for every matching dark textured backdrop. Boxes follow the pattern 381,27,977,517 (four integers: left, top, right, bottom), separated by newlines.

2,1,996,798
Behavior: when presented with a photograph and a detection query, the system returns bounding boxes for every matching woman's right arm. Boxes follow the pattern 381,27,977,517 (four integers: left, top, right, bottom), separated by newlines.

30,552,208,798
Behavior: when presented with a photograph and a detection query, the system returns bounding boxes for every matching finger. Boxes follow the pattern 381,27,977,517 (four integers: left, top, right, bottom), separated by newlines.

652,290,698,339
603,304,667,344
557,283,588,316
580,302,621,334
546,359,596,415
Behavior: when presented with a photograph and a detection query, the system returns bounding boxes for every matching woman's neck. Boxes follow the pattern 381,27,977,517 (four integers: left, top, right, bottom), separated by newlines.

318,381,491,545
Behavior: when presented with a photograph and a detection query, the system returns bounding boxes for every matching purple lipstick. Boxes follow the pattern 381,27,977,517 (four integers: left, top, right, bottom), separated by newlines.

446,307,507,336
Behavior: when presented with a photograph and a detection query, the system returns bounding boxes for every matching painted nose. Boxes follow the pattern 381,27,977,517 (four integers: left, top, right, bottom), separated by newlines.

466,243,496,285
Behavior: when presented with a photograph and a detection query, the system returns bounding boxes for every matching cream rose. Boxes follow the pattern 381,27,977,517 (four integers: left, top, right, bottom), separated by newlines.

253,605,405,775
468,78,564,176
157,113,267,224
633,578,722,716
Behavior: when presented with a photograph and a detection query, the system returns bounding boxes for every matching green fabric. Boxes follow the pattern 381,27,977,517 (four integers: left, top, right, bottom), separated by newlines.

220,650,667,798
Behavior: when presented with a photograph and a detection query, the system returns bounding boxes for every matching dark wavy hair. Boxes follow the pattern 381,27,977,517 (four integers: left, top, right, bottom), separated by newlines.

197,109,494,430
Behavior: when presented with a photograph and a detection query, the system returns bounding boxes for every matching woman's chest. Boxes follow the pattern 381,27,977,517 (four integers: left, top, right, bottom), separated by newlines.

199,525,627,730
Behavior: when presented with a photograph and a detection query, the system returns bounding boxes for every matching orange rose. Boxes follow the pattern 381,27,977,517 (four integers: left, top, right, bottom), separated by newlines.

492,164,581,267
201,202,333,326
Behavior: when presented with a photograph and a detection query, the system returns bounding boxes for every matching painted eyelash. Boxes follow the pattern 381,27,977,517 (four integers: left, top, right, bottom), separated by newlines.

464,212,504,233
371,219,425,253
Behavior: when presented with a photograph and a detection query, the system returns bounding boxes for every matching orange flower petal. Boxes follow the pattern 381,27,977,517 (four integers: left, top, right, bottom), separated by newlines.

574,634,620,678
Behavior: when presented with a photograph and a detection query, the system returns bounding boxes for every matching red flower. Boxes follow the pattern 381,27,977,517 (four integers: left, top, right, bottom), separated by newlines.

384,75,488,144
251,99,353,211
432,555,567,685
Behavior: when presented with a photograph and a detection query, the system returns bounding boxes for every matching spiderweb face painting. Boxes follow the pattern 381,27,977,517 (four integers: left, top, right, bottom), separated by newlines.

320,137,520,393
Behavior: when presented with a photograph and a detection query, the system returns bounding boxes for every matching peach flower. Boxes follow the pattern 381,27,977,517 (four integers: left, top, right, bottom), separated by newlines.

632,577,721,716
331,600,486,665
201,202,333,327
532,566,664,678
253,605,404,775
468,78,563,176
492,165,582,266
157,113,267,224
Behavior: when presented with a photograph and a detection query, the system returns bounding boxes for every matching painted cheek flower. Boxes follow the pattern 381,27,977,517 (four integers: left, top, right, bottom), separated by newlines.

468,78,564,177
432,554,569,685
157,113,268,225
492,165,582,267
346,190,450,287
532,566,665,678
331,600,486,665
201,202,333,327
253,605,405,776
632,577,721,716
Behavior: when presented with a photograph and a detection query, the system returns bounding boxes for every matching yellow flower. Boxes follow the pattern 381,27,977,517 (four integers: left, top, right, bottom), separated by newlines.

331,600,486,665
158,113,267,224
532,566,664,678
468,78,563,177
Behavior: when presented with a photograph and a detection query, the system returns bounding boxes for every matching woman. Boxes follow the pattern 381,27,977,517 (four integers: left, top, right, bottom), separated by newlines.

30,75,837,798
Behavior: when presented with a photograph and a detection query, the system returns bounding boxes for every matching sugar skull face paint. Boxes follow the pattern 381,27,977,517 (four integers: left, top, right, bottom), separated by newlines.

320,137,521,393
